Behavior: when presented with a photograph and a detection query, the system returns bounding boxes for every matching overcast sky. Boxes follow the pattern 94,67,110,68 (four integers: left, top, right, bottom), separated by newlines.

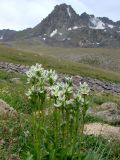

0,0,120,31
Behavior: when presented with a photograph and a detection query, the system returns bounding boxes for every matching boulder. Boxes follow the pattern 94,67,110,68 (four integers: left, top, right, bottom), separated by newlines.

89,102,120,125
0,99,18,118
100,102,119,110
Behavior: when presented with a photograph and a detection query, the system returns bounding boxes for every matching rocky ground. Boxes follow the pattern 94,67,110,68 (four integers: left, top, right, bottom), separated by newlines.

88,102,120,125
84,123,120,140
0,99,120,140
0,62,120,145
0,62,120,96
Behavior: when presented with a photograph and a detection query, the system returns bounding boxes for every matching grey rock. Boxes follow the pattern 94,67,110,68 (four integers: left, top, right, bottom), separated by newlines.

0,62,120,96
89,102,120,125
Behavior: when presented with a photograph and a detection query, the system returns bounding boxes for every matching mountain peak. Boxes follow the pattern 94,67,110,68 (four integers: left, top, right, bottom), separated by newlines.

54,3,71,9
53,3,77,18
80,12,90,26
33,3,81,36
2,3,119,48
81,12,89,17
98,17,114,25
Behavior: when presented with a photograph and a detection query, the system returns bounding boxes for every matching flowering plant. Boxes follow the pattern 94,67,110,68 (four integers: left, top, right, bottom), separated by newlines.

26,64,90,159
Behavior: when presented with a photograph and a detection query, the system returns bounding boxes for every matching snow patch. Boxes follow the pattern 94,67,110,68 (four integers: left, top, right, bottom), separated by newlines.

67,7,71,17
68,26,82,31
0,35,3,40
59,32,63,35
68,27,72,31
43,38,46,40
108,24,114,28
73,26,82,30
73,26,79,30
50,29,57,37
90,17,105,29
67,37,71,40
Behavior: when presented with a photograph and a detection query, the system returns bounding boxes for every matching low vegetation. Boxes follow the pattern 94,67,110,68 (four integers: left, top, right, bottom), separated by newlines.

6,40,120,72
0,44,120,83
0,68,120,160
0,42,120,159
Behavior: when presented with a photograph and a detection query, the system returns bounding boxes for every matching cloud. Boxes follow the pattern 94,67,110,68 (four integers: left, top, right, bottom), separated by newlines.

80,0,120,20
0,0,57,30
0,0,119,30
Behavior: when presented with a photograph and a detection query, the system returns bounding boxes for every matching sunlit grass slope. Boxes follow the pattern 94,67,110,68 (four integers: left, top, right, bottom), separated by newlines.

0,44,120,83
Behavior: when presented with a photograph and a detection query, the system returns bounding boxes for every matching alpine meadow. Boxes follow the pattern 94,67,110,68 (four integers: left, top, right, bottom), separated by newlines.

0,2,120,160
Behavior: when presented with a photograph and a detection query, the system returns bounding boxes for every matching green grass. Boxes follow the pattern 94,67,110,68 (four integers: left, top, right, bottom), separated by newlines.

6,40,120,73
1,69,120,126
0,40,120,159
0,70,30,113
0,70,120,160
90,93,120,106
0,44,120,83
0,69,120,114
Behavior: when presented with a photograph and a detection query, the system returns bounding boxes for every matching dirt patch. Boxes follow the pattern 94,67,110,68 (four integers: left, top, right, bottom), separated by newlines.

84,123,120,140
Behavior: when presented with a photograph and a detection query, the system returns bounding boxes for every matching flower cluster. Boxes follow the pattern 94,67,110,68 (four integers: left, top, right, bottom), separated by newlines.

26,64,46,84
26,64,57,99
47,69,58,85
50,82,73,108
79,82,90,95
26,64,90,109
25,64,91,159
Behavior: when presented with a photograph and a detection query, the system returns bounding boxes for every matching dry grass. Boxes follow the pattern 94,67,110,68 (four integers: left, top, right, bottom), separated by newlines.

0,43,120,83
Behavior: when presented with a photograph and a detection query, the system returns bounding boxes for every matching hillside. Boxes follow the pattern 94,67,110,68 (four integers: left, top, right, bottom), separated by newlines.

0,44,120,83
4,39,120,73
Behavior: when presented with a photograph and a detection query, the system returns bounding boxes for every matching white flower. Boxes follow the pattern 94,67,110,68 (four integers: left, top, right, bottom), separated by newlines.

26,85,46,99
24,130,29,137
26,89,32,99
79,82,90,95
61,82,73,95
50,85,60,97
73,92,84,104
47,69,58,85
26,86,36,99
66,99,74,105
26,63,46,84
54,92,74,108
65,76,73,86
54,94,65,107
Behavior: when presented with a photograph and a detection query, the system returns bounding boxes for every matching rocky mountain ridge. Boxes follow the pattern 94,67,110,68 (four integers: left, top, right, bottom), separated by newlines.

0,3,120,48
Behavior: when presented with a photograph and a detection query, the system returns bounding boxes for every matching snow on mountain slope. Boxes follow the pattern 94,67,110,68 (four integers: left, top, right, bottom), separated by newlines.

50,29,58,37
108,24,114,28
67,7,71,17
90,17,105,29
0,35,3,40
0,3,120,48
